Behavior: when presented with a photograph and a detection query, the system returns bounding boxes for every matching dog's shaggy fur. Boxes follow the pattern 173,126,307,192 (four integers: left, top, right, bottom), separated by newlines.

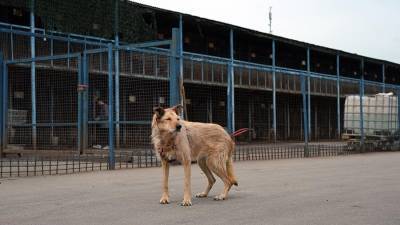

151,105,238,206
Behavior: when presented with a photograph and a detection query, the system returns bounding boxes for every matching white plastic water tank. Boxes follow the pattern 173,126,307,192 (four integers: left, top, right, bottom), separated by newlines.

344,93,398,136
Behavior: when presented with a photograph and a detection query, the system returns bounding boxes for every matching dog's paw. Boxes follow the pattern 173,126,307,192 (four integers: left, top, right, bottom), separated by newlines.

213,194,226,201
180,199,192,206
195,192,208,198
159,197,170,204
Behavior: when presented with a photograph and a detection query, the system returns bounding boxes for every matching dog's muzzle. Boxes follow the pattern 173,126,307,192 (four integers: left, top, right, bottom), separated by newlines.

176,124,182,132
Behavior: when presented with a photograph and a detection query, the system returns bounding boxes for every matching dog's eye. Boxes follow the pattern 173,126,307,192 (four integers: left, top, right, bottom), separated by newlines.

166,118,172,121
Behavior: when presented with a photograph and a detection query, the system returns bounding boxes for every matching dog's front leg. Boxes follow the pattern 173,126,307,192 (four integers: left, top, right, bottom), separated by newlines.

159,159,170,204
181,158,192,206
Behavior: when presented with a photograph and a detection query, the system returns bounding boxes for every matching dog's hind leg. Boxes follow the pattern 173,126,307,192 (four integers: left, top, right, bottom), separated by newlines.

196,157,216,198
207,156,233,201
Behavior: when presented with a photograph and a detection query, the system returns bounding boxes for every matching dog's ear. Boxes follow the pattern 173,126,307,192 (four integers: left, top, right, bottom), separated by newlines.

172,104,183,115
153,107,165,119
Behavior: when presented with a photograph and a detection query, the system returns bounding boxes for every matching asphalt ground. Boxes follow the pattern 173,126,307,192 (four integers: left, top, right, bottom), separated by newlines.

1,152,400,225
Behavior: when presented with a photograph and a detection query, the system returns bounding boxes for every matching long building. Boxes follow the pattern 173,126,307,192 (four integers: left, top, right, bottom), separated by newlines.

0,0,399,152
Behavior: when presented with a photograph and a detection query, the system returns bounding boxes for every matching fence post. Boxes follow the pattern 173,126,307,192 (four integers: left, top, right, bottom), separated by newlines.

301,74,309,157
114,0,120,150
382,64,385,93
336,54,341,139
0,52,3,156
397,87,400,132
179,14,184,112
272,39,277,142
1,55,8,156
307,48,311,141
82,53,89,151
30,0,37,150
107,43,115,169
169,28,181,107
227,28,235,133
77,54,83,153
77,53,89,154
359,59,365,151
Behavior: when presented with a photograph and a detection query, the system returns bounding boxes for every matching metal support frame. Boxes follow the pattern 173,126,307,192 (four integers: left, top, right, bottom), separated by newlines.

107,44,115,169
30,0,37,150
359,59,365,149
179,14,184,106
169,28,181,106
2,60,7,155
272,40,277,142
382,64,386,93
114,0,120,150
336,54,341,139
77,55,83,153
82,53,89,152
0,52,4,155
301,74,309,156
227,29,235,133
307,48,311,140
398,87,400,130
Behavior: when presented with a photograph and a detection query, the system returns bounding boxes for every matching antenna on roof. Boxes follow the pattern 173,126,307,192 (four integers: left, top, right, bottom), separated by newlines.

268,6,273,34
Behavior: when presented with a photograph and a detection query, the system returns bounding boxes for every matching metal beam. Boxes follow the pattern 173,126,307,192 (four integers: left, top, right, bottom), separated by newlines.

307,48,311,141
82,53,89,151
336,54,341,139
227,29,235,133
301,74,309,156
398,87,400,131
121,40,172,49
169,28,181,106
114,0,120,150
77,55,83,153
0,52,3,155
359,59,365,150
272,39,277,142
179,14,185,118
0,27,110,48
30,0,37,150
1,59,7,155
6,52,81,65
382,64,386,93
107,43,115,169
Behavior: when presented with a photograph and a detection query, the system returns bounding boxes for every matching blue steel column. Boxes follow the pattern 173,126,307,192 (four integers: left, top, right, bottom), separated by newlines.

397,86,400,131
382,64,385,93
359,59,365,150
1,59,7,155
179,14,184,111
227,29,235,133
82,53,89,151
107,44,115,169
306,48,311,141
169,28,181,106
0,53,3,154
272,40,277,142
336,54,341,139
30,0,37,150
114,0,120,149
301,74,309,156
77,55,83,153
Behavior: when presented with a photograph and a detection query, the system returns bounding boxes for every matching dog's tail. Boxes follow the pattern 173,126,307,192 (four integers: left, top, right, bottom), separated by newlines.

226,157,238,186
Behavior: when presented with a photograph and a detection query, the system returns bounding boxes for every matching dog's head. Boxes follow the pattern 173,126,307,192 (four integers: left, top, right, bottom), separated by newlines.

152,105,183,133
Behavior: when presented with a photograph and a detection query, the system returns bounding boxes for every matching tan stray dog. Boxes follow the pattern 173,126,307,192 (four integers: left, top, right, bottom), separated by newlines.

151,105,238,206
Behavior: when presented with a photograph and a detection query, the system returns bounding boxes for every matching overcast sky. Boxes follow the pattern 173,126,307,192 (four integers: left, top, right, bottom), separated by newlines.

133,0,400,64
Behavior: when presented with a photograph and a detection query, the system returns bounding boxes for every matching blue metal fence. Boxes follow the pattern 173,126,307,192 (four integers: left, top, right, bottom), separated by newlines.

0,19,399,177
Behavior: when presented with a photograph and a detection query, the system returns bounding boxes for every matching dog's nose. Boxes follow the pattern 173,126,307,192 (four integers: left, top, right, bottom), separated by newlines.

176,124,182,131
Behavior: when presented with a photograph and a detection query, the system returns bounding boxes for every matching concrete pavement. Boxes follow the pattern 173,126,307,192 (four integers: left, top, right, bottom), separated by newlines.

1,152,400,225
